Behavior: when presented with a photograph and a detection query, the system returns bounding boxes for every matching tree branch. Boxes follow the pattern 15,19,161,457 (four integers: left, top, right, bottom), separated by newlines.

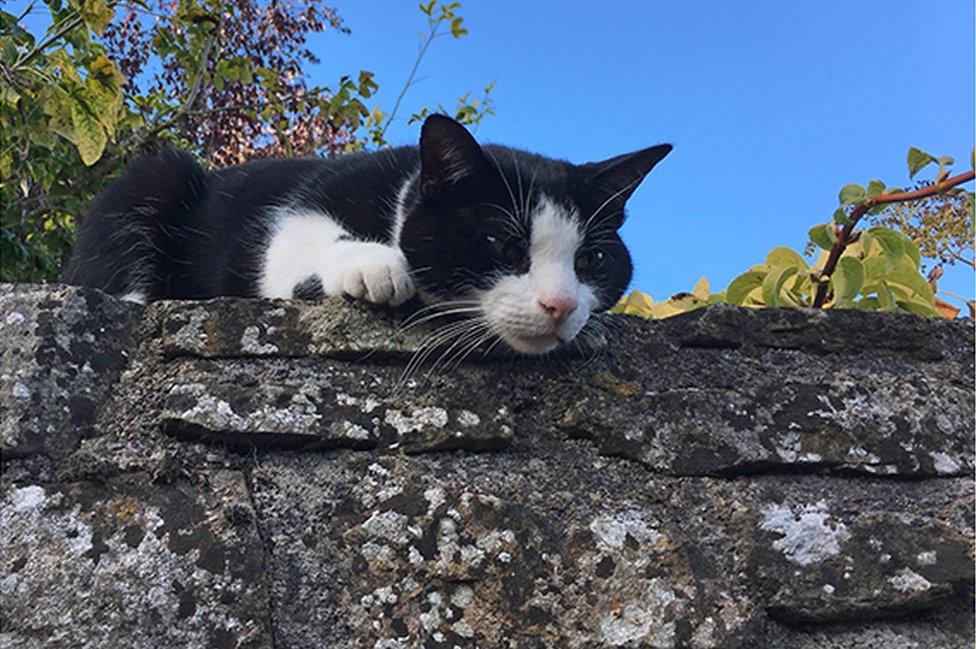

812,169,976,308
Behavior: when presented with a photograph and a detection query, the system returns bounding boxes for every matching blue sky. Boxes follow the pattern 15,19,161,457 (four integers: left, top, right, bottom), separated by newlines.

311,0,974,303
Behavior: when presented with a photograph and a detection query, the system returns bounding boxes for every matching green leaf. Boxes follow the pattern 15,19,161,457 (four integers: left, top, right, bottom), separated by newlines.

887,258,934,302
762,265,800,308
907,147,935,179
449,16,468,38
726,270,764,305
869,227,905,272
831,257,864,304
862,255,886,283
808,224,835,251
839,183,866,206
876,280,898,311
866,179,885,197
897,297,939,317
902,237,921,269
833,207,851,225
765,246,808,269
69,97,107,165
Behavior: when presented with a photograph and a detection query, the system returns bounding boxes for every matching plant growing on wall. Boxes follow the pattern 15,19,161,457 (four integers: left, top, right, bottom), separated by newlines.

614,148,975,319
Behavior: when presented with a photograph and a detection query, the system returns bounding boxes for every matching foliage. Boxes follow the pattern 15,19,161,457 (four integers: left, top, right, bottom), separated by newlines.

614,147,975,320
363,1,493,148
1,0,493,282
866,184,973,271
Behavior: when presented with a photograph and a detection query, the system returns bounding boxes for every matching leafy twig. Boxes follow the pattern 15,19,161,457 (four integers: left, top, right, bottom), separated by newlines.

376,2,466,141
812,170,976,308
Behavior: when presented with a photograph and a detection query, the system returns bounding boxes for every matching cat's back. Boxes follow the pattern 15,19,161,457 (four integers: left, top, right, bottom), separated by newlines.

204,147,418,232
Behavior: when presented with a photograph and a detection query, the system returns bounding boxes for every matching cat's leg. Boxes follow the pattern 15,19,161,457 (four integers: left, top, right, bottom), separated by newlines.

320,240,415,306
260,211,415,305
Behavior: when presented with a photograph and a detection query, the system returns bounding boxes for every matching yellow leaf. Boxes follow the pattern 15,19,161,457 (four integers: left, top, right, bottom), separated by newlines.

78,0,115,35
691,276,710,299
69,97,107,165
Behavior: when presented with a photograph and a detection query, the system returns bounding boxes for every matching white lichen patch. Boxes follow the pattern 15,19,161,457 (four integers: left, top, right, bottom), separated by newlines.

337,392,381,414
759,501,850,566
1,479,260,647
450,585,474,609
329,420,374,441
929,451,961,475
888,567,932,593
589,509,663,552
916,551,937,566
359,510,412,546
169,308,209,353
475,529,516,557
166,383,321,434
423,487,446,516
599,578,676,647
455,410,481,427
239,325,279,354
8,485,48,513
352,463,403,509
384,407,449,435
10,382,31,400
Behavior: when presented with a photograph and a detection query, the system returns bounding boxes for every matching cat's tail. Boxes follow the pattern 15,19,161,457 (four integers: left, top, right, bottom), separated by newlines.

62,146,208,303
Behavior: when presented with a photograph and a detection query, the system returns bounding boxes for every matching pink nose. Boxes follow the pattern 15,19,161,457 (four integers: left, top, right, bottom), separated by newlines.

539,297,578,326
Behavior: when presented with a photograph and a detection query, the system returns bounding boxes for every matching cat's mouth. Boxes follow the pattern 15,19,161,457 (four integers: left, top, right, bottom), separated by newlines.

503,331,562,355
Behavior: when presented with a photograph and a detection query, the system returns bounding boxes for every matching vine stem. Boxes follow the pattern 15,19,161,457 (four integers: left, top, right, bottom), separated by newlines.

377,19,443,141
812,169,976,308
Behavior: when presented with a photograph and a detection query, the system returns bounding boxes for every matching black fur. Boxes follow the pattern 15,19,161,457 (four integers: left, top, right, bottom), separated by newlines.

64,115,670,312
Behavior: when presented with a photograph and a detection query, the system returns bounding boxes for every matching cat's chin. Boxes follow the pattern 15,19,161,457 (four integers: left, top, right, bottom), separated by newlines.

502,332,561,355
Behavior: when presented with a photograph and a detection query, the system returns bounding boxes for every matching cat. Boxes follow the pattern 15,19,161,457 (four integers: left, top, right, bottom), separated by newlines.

63,115,671,355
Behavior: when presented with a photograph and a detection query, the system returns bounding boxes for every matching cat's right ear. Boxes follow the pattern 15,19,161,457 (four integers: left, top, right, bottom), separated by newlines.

419,115,488,198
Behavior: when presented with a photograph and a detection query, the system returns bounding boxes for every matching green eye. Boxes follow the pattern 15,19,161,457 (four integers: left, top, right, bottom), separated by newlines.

486,234,526,268
575,249,605,272
486,234,505,257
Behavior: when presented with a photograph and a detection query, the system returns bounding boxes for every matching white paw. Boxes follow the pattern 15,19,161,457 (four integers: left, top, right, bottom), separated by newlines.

336,245,415,306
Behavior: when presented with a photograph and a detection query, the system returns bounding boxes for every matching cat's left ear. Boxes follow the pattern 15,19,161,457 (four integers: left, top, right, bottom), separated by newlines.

578,144,672,217
419,114,489,198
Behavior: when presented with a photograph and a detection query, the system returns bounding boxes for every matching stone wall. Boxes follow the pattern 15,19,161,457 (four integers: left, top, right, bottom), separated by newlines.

1,283,973,648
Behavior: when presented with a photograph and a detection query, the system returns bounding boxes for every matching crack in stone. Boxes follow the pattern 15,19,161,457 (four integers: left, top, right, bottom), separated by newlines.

242,464,279,649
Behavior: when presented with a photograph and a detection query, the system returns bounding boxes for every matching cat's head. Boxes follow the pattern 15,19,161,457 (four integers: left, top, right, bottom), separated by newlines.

399,115,671,355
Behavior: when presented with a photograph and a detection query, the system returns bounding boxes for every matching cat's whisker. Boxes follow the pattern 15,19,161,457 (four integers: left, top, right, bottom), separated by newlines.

425,321,491,377
583,177,642,233
395,321,475,391
398,299,481,321
399,317,483,378
396,307,483,333
445,329,497,373
485,148,521,224
513,153,526,221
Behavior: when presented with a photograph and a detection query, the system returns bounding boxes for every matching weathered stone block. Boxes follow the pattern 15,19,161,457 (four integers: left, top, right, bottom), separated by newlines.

0,284,142,459
1,284,972,648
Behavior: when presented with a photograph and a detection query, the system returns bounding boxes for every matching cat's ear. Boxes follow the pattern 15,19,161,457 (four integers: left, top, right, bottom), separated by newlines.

578,144,672,217
419,114,488,197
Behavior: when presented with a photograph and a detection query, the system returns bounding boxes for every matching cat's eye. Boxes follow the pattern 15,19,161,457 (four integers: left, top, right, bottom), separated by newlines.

575,249,605,272
486,234,526,268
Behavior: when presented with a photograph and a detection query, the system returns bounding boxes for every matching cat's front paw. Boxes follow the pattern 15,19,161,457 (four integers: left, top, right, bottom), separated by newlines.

337,245,415,307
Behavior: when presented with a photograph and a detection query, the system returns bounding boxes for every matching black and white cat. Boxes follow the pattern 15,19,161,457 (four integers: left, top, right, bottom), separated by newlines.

64,115,670,355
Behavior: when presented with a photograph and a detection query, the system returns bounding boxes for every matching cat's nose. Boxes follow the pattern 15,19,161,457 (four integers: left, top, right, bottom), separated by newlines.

539,297,577,326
